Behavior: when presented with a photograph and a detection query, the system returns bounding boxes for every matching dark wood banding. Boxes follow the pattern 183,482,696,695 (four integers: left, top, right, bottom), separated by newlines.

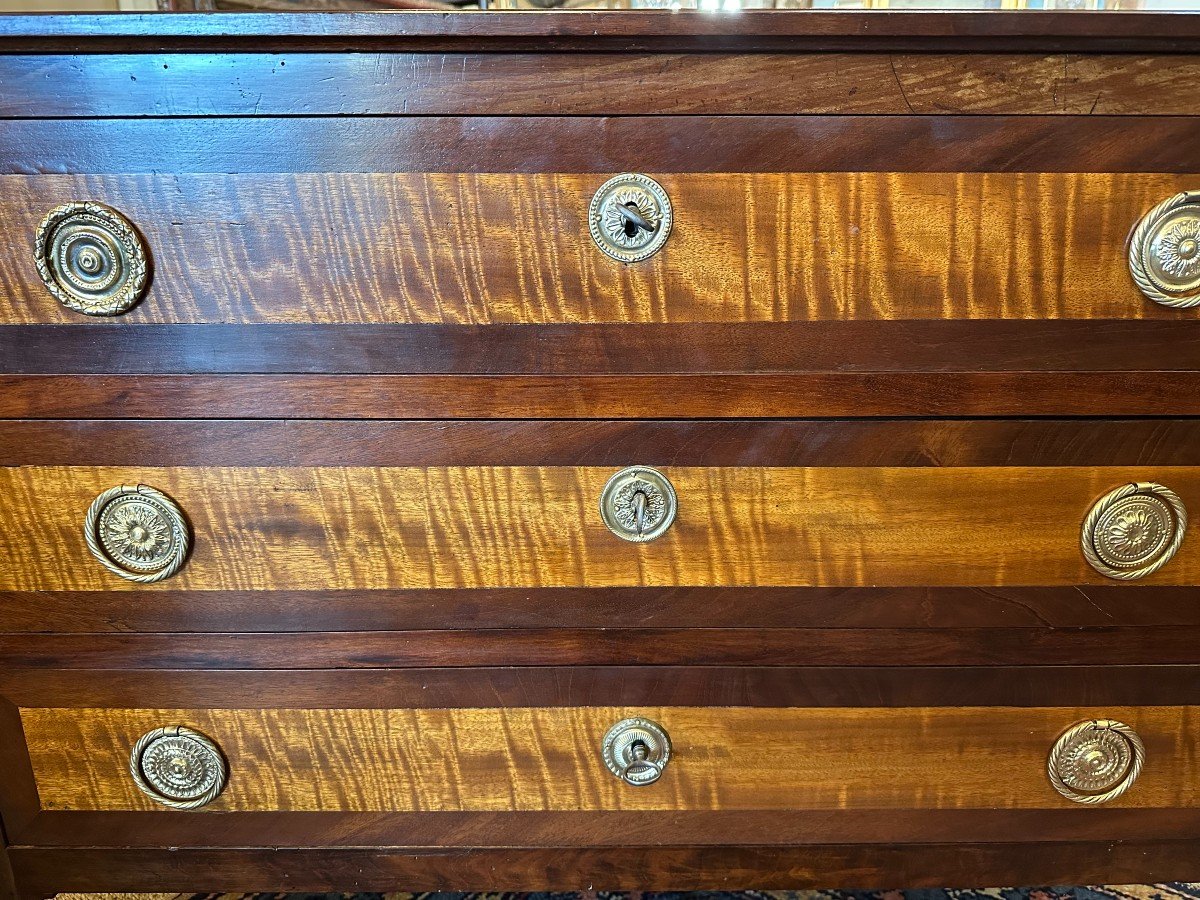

8,420,1200,468
12,843,1200,893
3,11,1200,52
5,373,1200,418
7,586,1200,634
6,666,1200,710
7,322,1200,372
7,628,1200,668
5,53,1200,118
13,808,1200,850
5,117,1200,175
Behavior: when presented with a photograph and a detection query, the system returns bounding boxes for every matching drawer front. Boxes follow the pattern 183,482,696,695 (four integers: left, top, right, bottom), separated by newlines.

1,171,1195,325
16,704,1195,813
2,463,1196,590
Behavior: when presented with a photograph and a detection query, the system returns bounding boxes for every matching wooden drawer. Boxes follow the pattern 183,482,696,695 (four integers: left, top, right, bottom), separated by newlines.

1,170,1196,325
3,461,1196,591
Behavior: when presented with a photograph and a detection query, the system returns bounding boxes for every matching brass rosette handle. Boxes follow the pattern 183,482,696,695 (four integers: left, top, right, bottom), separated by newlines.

1048,719,1144,805
84,484,191,583
588,173,673,263
1081,481,1187,580
130,725,228,810
1129,191,1200,308
601,717,671,786
599,466,678,543
34,201,150,316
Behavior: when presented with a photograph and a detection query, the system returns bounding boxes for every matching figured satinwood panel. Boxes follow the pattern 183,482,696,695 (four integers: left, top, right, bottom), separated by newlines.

3,465,1200,589
0,172,1192,324
18,705,1200,812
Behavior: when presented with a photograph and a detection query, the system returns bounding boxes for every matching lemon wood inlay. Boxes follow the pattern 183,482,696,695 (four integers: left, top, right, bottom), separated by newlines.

0,172,1193,323
1,466,1197,589
19,706,1200,812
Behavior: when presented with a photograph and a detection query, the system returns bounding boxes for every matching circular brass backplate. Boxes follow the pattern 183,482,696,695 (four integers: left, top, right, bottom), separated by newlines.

34,201,150,316
601,716,671,786
1048,719,1144,805
1130,191,1200,308
599,466,678,543
84,484,191,583
1081,481,1187,580
588,173,673,263
130,725,228,810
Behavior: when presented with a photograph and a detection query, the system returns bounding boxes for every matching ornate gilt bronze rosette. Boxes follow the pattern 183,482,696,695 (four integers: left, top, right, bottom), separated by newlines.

1048,719,1144,805
1081,481,1187,580
34,201,150,316
599,465,678,542
84,484,191,583
130,725,228,810
588,173,673,263
601,717,671,787
1129,190,1200,308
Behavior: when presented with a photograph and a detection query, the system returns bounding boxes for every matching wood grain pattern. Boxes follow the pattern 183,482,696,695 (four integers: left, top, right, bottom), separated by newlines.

4,465,1200,590
9,420,1200,468
5,53,1200,117
19,705,1200,812
8,117,1200,176
10,667,1200,711
13,842,1200,892
1,172,1190,324
10,373,1200,419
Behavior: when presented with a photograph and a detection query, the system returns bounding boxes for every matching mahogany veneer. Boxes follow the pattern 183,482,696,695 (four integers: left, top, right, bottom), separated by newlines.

4,8,1200,896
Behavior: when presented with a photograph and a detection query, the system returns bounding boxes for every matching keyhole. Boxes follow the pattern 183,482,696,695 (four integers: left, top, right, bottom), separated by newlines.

629,739,649,763
623,203,641,238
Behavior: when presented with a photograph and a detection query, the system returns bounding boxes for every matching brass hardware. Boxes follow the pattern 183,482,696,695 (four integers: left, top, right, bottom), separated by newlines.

1048,719,1144,805
1130,191,1200,308
84,484,191,583
1081,481,1187,580
588,173,673,263
601,717,671,786
34,201,150,316
599,465,677,542
130,725,227,810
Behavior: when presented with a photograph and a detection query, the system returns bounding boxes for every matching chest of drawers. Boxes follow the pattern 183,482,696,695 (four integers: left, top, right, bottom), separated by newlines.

5,9,1200,897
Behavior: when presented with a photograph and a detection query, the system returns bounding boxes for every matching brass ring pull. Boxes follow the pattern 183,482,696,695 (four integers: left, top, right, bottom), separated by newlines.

599,466,678,543
1081,481,1187,580
35,202,150,316
1048,719,1144,805
1129,190,1200,308
601,717,671,787
130,725,227,810
84,484,191,583
589,173,673,263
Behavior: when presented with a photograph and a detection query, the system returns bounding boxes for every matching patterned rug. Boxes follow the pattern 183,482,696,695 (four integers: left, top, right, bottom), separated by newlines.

55,888,1200,900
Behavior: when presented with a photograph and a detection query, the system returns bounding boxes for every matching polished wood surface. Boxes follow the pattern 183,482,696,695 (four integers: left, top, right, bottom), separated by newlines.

1,465,1197,590
1,172,1188,324
12,842,1200,893
6,53,1200,117
8,117,1200,176
20,705,1196,813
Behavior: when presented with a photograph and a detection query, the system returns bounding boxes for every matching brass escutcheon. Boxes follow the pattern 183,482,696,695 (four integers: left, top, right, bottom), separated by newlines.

35,201,150,316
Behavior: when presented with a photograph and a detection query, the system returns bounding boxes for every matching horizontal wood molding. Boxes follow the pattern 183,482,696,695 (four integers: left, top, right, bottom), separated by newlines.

19,705,1199,812
8,667,1200,710
12,842,1200,892
9,373,1200,419
6,321,1200,374
8,420,1200,469
3,465,1200,590
6,118,1200,176
9,628,1200,669
1,173,1187,324
5,54,1200,118
5,11,1200,53
7,585,1200,634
